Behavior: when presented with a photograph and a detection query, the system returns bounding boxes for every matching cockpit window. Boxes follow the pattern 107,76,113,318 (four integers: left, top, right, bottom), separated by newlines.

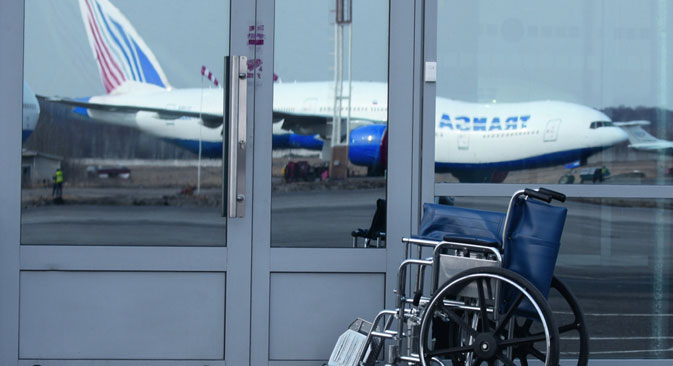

590,121,614,129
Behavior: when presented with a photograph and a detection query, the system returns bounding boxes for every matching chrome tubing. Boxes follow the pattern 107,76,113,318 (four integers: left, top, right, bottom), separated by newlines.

226,55,247,218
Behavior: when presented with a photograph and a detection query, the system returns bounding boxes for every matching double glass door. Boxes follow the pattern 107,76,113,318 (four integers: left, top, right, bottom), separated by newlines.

11,0,417,365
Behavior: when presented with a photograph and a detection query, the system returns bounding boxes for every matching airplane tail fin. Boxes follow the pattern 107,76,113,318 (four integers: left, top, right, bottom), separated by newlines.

78,0,171,93
614,120,673,150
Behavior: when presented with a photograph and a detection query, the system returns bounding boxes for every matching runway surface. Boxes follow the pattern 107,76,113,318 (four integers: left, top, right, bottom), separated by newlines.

20,186,673,359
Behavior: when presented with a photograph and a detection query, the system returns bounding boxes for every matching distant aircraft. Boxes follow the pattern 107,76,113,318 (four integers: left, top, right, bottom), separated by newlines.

614,121,673,154
23,81,40,142
47,0,631,182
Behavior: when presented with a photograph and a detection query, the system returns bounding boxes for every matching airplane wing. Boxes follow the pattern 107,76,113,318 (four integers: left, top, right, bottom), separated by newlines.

41,96,224,128
614,121,673,151
42,96,382,137
274,111,381,139
274,111,330,137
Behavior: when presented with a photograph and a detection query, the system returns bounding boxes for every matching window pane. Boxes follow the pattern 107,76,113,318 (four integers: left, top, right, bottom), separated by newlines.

22,0,229,246
436,0,673,185
272,0,388,247
432,195,673,358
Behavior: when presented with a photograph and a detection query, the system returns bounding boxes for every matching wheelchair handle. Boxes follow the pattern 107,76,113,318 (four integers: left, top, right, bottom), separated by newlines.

524,188,552,203
537,187,566,203
502,187,566,249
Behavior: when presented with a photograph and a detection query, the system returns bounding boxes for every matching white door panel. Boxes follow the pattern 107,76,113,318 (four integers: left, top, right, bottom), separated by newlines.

544,119,561,142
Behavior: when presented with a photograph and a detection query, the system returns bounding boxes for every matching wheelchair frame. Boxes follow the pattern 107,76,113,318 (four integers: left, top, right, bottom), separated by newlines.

330,188,588,366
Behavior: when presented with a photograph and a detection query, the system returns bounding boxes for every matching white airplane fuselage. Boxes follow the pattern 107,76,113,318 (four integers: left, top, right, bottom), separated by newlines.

82,81,627,176
433,98,626,170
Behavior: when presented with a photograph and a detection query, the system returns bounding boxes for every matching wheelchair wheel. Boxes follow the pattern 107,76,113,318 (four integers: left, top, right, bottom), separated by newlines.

418,267,559,366
510,276,589,366
548,276,589,365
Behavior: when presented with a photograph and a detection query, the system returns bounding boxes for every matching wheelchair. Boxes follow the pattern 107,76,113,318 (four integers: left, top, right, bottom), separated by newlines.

329,188,589,366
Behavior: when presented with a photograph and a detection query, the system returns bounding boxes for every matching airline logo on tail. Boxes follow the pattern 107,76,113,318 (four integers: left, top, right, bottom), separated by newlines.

79,0,171,93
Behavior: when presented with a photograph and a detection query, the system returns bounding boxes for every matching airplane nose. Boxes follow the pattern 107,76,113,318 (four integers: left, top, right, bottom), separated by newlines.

611,127,629,144
590,126,628,148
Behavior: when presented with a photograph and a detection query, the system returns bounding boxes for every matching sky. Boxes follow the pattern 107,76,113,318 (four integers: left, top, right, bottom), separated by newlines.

24,0,387,98
24,0,229,97
24,0,673,110
436,0,673,109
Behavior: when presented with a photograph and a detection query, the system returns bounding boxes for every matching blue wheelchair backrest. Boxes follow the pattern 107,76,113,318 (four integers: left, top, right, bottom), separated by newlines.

505,197,567,298
419,204,505,244
418,199,567,300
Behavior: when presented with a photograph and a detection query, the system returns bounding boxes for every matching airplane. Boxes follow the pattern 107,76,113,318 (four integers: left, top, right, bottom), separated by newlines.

431,100,627,182
23,81,40,142
45,0,631,183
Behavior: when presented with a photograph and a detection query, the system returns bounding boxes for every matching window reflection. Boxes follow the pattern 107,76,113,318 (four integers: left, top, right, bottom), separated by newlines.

271,0,389,247
436,0,673,184
434,195,672,358
21,0,229,246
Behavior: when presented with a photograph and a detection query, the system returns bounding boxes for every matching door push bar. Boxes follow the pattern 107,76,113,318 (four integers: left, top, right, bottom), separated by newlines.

223,55,247,218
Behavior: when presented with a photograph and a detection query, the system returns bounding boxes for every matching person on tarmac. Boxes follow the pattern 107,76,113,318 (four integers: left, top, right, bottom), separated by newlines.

52,168,64,199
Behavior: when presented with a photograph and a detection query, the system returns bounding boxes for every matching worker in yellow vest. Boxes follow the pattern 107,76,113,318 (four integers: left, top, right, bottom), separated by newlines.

52,168,64,199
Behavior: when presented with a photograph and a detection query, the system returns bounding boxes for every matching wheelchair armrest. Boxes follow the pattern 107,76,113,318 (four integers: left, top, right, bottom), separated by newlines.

352,229,368,238
353,229,386,240
442,234,500,249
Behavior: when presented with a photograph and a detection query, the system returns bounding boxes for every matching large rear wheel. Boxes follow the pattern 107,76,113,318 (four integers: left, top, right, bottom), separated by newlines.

418,267,560,366
548,276,589,365
510,276,589,365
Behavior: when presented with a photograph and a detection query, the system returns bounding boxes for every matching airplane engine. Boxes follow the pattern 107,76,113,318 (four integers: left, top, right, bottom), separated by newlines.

272,133,323,150
349,124,387,175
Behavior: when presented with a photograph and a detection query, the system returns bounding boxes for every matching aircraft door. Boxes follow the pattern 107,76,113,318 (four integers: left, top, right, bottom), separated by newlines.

458,133,470,150
544,119,561,142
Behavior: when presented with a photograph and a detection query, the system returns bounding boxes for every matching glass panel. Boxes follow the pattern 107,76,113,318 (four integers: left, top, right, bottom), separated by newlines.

22,0,229,246
432,195,673,359
272,0,388,247
436,0,673,184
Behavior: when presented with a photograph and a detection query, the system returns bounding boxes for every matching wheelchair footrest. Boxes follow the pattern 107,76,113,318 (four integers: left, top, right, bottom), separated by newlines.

328,318,381,366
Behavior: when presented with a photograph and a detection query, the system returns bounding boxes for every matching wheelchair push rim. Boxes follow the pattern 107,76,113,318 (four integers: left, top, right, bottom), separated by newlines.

418,267,560,366
506,276,589,366
550,276,590,366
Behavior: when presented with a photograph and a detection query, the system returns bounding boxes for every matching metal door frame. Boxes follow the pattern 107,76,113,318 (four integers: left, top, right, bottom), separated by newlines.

0,1,257,365
0,1,23,364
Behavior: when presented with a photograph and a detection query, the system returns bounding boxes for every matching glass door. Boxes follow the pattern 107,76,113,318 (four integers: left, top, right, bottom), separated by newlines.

254,1,391,363
15,0,257,364
425,0,673,363
248,1,426,365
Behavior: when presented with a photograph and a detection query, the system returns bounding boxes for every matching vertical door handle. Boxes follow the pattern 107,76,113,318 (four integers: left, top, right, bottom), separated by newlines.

223,55,247,218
